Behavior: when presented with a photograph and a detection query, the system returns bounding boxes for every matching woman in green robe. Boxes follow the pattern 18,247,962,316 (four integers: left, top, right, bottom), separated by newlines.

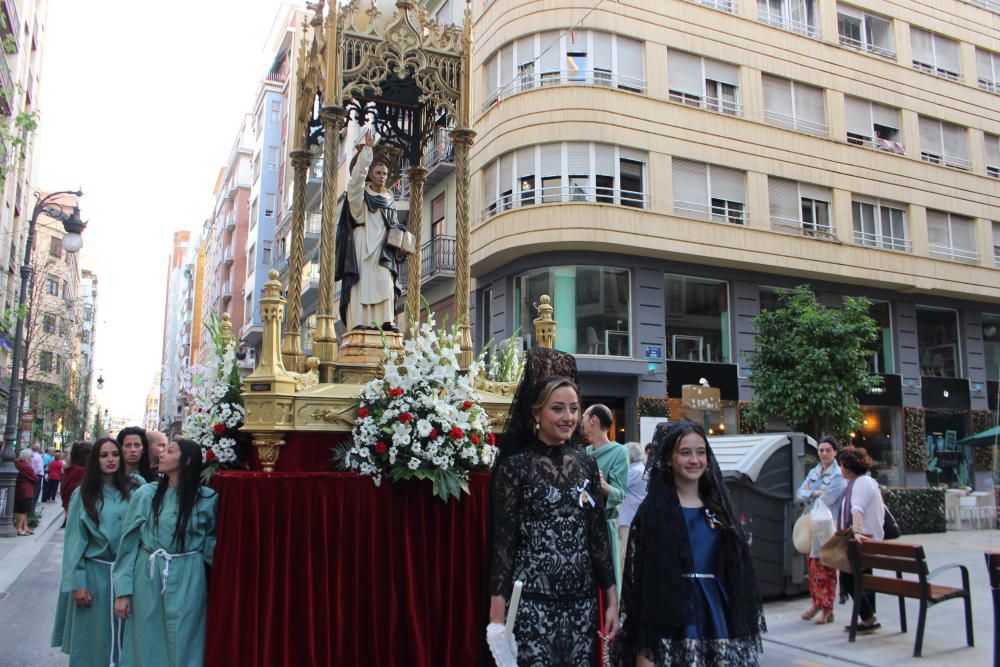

583,404,631,592
113,438,218,667
52,437,138,666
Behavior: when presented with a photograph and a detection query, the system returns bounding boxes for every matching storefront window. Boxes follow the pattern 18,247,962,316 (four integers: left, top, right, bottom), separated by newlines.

868,301,894,374
925,411,970,487
516,266,631,356
852,407,899,486
759,285,781,312
916,307,960,377
984,313,1000,382
664,274,731,363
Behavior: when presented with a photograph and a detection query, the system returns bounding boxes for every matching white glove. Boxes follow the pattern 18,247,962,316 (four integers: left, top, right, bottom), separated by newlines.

486,622,518,667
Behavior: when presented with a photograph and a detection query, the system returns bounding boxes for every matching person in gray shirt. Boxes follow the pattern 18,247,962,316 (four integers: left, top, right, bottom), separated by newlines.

617,441,649,564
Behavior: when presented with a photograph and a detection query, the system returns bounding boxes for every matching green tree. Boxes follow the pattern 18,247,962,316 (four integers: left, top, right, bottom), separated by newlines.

747,285,881,439
90,410,106,440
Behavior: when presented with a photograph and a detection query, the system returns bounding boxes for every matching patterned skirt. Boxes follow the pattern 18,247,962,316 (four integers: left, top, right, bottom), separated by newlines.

515,595,597,667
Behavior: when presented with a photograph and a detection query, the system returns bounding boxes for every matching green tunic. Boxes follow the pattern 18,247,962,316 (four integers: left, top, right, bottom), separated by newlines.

112,483,218,667
51,484,131,666
586,441,629,592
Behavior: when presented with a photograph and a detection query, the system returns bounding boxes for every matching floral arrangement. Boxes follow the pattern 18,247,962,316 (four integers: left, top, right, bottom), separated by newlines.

481,331,524,384
334,314,497,501
181,314,248,479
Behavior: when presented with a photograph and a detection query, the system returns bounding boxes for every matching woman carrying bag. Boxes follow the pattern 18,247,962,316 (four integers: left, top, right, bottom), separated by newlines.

794,436,845,625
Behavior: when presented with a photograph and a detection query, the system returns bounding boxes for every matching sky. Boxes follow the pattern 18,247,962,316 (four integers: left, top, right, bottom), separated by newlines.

34,0,292,420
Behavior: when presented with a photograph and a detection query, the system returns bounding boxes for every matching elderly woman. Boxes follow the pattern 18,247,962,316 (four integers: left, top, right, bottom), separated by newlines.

837,446,885,633
618,441,649,565
795,436,845,624
15,448,39,536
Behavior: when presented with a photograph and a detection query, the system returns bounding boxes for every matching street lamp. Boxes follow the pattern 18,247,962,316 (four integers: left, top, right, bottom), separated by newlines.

0,189,86,538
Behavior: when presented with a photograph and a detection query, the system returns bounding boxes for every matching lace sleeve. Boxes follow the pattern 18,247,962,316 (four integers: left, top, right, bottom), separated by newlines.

488,455,523,597
585,457,615,590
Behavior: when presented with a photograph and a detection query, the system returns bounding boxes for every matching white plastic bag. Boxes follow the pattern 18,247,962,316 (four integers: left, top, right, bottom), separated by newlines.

809,498,835,556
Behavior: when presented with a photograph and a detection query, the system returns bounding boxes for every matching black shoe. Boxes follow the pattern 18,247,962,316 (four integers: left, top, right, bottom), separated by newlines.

844,621,881,633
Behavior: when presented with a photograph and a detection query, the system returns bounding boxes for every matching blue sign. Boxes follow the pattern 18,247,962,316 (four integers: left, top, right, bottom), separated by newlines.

644,345,663,361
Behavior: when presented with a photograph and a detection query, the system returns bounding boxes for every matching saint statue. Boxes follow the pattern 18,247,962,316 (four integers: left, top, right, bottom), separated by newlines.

335,130,410,332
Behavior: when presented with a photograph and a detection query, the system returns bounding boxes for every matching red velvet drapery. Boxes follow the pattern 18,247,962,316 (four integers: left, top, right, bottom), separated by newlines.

206,471,490,667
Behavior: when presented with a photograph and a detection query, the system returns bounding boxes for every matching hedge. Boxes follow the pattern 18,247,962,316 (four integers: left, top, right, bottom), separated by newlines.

881,487,946,535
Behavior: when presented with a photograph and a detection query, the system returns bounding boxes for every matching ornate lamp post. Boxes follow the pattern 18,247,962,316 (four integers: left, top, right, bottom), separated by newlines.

0,189,86,538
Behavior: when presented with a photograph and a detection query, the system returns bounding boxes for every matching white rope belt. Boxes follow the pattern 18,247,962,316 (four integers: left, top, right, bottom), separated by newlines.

682,573,716,579
90,558,120,667
145,547,198,594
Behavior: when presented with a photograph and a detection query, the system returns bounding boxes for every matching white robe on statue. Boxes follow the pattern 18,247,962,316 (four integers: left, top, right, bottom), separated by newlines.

346,146,395,330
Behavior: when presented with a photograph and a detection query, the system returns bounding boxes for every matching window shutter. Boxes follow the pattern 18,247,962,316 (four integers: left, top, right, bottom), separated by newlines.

593,32,613,71
799,183,831,201
762,75,793,121
617,37,643,81
794,82,826,129
566,142,590,175
499,154,513,195
431,195,445,221
910,27,932,64
672,158,709,215
517,146,536,179
619,147,646,163
704,57,739,86
985,134,1000,167
710,165,745,203
540,143,562,177
934,35,960,73
950,215,975,252
517,35,535,66
500,44,514,84
669,50,703,94
844,96,871,137
485,55,498,99
539,31,561,73
768,177,799,223
595,144,615,176
838,4,862,20
926,210,949,247
978,48,998,82
919,117,942,154
484,160,497,205
872,102,899,130
941,122,967,161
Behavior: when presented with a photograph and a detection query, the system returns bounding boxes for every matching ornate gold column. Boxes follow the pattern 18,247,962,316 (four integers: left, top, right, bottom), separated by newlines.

533,294,557,349
404,165,427,325
314,107,346,382
281,149,314,372
451,128,475,367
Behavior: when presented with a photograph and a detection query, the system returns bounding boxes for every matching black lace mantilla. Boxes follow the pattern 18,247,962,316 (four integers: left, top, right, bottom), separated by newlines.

488,440,616,601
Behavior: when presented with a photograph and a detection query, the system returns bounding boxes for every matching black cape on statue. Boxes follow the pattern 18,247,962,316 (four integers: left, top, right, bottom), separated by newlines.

334,188,404,327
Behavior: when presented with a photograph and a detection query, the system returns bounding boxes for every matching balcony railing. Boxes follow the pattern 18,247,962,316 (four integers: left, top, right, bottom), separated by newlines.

771,216,835,240
928,244,979,263
969,0,1000,12
421,236,456,277
221,281,232,299
668,91,742,116
392,172,410,200
920,151,972,171
0,54,12,115
994,245,1000,267
224,247,235,264
482,185,647,221
853,230,911,253
2,0,20,53
482,69,647,112
988,165,999,178
424,129,455,170
758,9,820,38
838,34,895,59
981,78,1000,94
912,60,961,82
763,109,828,136
675,199,747,225
690,0,735,12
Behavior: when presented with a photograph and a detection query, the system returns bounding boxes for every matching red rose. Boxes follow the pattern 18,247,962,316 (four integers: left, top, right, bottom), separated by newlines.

470,433,481,445
449,426,464,440
374,441,388,455
212,423,226,435
389,388,404,397
462,401,473,410
487,433,497,446
205,450,217,463
357,407,369,419
429,428,439,440
398,412,413,424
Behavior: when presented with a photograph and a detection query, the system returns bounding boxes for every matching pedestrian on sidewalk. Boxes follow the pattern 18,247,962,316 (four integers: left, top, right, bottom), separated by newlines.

14,448,38,536
836,446,885,634
31,444,45,505
51,437,137,666
583,403,630,592
113,438,219,667
116,427,155,484
613,421,765,666
795,436,846,625
45,449,65,502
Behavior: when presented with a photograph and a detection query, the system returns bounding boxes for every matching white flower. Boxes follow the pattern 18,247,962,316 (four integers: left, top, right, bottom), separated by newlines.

415,419,433,438
407,457,421,470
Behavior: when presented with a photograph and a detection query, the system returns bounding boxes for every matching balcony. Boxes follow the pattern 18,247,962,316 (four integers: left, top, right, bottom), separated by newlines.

423,129,455,189
304,212,322,255
770,216,835,241
838,34,895,60
912,60,961,82
853,230,911,253
689,0,735,12
0,54,12,115
668,91,742,117
758,8,820,39
928,244,979,264
224,247,235,265
225,213,236,230
221,281,232,301
2,0,19,53
920,151,972,171
397,236,456,292
301,262,320,296
481,69,647,113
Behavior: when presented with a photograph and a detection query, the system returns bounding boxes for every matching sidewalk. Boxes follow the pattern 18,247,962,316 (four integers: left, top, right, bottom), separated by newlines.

0,503,64,596
764,529,1000,667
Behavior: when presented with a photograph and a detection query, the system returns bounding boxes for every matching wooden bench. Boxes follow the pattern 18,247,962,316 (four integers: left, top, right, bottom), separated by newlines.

987,552,1000,667
847,540,973,657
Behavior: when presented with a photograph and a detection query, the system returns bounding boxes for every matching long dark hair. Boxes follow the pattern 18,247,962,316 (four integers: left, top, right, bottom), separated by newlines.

150,438,204,553
79,437,135,526
69,440,93,468
116,426,154,482
652,420,729,526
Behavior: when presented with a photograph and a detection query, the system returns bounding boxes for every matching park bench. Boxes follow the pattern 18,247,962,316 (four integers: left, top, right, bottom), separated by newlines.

987,552,1000,667
847,540,973,657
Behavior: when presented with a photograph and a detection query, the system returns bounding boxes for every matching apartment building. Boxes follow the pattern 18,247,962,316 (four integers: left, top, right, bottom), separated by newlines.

158,231,190,435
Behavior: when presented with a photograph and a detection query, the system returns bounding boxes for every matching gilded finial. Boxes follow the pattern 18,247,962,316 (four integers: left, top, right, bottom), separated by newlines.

533,294,557,349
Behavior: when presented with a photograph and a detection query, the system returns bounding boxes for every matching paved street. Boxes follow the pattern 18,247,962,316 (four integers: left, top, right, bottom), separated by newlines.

0,516,995,666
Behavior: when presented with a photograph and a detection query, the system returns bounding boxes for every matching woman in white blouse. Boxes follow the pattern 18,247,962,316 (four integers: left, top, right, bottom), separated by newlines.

837,446,885,633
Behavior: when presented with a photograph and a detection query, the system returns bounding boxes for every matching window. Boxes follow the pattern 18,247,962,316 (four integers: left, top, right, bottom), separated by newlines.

668,51,741,116
431,194,446,241
664,274,731,363
39,350,52,372
46,277,58,296
837,5,894,58
910,28,960,81
483,143,646,218
691,0,735,12
56,354,63,374
845,96,903,152
919,117,970,170
994,221,1000,267
262,241,272,266
245,294,253,326
270,99,282,123
42,314,55,334
264,192,276,217
477,288,494,354
768,178,833,238
982,313,1000,383
852,198,909,251
867,301,894,374
515,266,631,356
673,158,746,224
762,75,827,135
927,210,978,263
757,0,819,38
916,307,960,377
978,48,1000,94
267,146,279,170
247,243,256,273
483,31,645,107
985,133,1000,178
758,285,782,312
48,236,62,258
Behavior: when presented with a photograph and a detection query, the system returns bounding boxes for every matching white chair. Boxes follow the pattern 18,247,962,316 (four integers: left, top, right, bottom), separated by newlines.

972,491,997,529
945,490,964,529
958,495,990,529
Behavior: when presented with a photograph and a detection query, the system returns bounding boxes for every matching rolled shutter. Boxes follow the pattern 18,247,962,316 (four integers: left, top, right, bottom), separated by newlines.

516,35,535,66
934,34,960,74
762,75,793,124
498,153,513,197
872,102,899,130
593,32,613,71
540,143,562,177
431,194,445,221
844,96,871,137
799,183,831,201
617,37,644,82
710,165,745,203
942,122,967,161
669,50,702,95
768,177,800,223
925,210,950,247
539,31,561,74
794,82,826,131
500,44,514,87
919,117,943,154
595,144,615,177
619,147,646,163
704,57,738,86
566,142,590,175
672,158,709,217
949,215,975,252
517,146,536,179
910,27,932,64
977,48,997,83
485,54,498,100
984,134,1000,168
484,160,498,208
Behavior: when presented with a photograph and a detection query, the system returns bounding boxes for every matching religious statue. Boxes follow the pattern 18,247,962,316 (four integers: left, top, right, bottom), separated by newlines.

335,130,413,332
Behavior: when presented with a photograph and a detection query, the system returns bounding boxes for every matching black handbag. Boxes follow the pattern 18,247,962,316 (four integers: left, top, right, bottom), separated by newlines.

882,507,901,540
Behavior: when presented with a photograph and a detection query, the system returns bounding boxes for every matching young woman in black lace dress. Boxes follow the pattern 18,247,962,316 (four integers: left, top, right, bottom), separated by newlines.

486,349,618,667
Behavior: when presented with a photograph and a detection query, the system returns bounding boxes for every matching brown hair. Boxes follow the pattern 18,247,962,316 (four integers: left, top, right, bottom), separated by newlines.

838,446,872,475
531,376,580,424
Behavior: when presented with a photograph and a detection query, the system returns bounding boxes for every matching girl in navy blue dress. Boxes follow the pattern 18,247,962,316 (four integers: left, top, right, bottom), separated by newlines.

614,421,765,666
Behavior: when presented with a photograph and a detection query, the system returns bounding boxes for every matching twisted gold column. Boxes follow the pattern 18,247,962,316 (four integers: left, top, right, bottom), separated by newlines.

315,107,346,382
451,128,475,368
282,149,313,372
404,165,427,327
